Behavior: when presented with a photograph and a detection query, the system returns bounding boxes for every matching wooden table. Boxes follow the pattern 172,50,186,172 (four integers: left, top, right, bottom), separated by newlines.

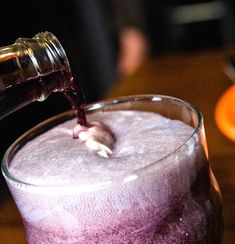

1,47,235,243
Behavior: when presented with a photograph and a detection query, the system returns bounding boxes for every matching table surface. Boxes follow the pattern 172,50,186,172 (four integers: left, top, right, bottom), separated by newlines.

1,47,235,243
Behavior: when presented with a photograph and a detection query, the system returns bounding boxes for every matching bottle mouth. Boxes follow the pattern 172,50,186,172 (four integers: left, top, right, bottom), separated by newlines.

15,31,71,75
33,31,71,73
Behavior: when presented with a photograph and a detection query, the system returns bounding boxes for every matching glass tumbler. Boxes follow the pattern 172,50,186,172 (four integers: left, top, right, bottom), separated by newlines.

1,95,223,243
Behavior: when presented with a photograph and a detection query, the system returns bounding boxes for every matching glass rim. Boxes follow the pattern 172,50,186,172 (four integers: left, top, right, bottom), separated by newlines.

1,94,203,191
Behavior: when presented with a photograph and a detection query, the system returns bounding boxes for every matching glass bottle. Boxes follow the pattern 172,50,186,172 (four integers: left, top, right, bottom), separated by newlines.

0,31,72,119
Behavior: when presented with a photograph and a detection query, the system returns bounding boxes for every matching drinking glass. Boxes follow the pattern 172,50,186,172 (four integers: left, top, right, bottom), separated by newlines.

1,95,223,243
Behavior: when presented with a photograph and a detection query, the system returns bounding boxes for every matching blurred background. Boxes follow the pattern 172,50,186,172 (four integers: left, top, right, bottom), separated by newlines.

1,0,235,196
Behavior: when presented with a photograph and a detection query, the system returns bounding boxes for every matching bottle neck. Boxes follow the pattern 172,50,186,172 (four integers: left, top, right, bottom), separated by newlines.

0,32,72,119
20,32,71,77
17,32,72,98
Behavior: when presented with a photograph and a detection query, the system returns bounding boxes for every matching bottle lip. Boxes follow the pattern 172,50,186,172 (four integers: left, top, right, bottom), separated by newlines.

33,31,71,73
15,31,71,74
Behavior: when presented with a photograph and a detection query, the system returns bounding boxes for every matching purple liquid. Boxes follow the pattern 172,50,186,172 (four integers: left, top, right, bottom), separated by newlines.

63,78,88,126
21,159,222,243
6,111,223,244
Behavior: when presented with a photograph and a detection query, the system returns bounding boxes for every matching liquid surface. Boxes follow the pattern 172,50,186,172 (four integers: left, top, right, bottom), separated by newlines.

9,110,194,186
